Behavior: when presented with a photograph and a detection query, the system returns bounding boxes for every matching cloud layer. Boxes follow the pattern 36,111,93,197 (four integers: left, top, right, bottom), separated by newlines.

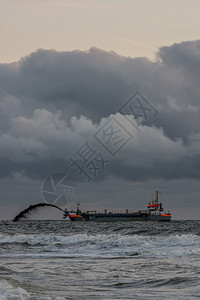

0,41,200,183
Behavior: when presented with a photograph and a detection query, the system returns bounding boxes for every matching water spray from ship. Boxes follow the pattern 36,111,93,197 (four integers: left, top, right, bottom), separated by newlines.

13,203,64,222
13,173,77,222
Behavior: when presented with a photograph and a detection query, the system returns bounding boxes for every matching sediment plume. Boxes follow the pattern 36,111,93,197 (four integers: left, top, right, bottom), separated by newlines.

13,203,64,222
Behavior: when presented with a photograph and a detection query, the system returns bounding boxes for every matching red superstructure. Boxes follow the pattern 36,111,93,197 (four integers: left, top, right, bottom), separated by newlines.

146,190,171,221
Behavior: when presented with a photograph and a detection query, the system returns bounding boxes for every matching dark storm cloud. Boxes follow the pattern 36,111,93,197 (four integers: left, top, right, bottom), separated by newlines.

158,40,200,72
0,48,136,121
0,41,200,182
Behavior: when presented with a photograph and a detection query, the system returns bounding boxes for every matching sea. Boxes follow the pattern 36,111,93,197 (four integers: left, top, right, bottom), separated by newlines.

0,220,199,300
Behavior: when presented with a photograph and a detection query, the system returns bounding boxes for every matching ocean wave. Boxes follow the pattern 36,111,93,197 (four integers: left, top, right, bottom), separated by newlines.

0,233,200,259
0,266,14,273
0,279,30,300
108,275,200,289
0,279,67,300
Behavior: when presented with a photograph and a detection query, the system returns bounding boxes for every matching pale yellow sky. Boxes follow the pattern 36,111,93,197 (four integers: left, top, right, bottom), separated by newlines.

1,0,200,63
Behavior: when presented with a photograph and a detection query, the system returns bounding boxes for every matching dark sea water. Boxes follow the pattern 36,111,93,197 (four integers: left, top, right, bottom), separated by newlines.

0,220,199,299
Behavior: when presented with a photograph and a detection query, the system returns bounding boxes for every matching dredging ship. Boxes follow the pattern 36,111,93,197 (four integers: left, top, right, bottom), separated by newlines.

63,190,171,222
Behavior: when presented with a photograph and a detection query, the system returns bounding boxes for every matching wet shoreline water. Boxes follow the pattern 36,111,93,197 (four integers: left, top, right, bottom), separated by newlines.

0,220,200,299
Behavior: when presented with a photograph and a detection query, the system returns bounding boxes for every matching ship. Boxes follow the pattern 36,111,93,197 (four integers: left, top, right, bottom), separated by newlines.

63,190,171,222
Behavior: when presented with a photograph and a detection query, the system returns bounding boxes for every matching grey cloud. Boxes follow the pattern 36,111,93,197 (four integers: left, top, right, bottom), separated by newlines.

1,45,200,135
1,48,136,121
0,93,22,133
158,40,200,71
0,42,200,183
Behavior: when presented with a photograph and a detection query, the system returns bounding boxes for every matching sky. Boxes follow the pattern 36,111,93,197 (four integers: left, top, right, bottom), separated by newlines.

0,0,200,220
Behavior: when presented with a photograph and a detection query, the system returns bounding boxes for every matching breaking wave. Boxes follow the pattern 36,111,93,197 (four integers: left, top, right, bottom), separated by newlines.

0,279,30,300
0,233,199,259
0,279,67,300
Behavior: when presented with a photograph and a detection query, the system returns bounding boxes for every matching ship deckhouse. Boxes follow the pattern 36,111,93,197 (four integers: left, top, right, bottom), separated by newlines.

147,190,171,218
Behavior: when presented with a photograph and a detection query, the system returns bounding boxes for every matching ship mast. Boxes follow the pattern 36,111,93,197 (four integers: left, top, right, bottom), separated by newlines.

154,190,159,204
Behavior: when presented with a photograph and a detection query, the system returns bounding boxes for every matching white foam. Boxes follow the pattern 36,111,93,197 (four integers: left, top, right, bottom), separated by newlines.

0,233,200,259
0,279,30,300
0,280,66,300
